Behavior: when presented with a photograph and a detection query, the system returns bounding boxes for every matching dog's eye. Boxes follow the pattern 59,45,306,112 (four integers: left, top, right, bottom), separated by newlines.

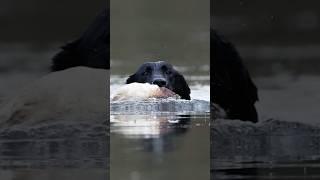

166,71,172,75
142,71,149,76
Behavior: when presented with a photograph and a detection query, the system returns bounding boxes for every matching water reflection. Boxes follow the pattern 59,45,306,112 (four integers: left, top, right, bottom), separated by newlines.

0,135,108,180
211,119,320,179
111,114,197,155
0,169,107,180
111,114,191,140
110,111,210,180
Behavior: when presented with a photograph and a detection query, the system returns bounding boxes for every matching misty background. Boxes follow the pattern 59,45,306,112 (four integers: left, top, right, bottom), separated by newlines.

0,1,105,103
0,0,105,73
0,0,105,42
111,0,210,74
213,0,320,76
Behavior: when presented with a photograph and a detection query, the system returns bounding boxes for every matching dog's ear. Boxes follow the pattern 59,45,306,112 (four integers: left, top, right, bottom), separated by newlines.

126,74,137,84
173,73,191,100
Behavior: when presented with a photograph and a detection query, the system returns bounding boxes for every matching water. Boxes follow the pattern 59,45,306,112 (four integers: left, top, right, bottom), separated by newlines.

212,119,320,179
111,99,210,114
0,123,108,180
110,113,210,180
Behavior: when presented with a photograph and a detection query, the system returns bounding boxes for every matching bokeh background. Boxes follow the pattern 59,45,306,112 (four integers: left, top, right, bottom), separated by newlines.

111,0,210,75
213,0,320,76
0,0,105,104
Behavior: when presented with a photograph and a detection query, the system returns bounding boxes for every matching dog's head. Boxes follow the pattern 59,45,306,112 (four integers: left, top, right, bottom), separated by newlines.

126,61,191,100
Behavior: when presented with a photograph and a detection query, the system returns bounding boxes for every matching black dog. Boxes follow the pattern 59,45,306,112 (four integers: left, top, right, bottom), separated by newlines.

211,29,258,122
126,61,191,100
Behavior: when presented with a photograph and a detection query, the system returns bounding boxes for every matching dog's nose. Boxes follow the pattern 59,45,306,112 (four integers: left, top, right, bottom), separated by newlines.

152,79,167,87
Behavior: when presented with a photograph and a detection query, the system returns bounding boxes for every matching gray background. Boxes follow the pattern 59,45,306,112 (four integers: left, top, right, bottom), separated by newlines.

213,0,320,76
111,0,210,74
